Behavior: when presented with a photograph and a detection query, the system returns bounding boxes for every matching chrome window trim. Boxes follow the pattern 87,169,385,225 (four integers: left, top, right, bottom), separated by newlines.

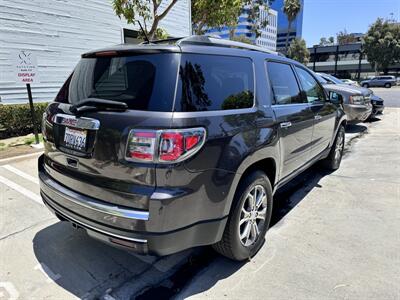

271,103,311,108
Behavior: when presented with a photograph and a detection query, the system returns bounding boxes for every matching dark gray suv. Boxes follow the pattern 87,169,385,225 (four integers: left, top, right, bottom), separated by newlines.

39,36,346,261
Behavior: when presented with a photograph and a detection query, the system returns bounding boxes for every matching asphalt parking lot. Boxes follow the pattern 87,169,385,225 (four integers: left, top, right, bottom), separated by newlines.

371,86,400,108
0,88,399,300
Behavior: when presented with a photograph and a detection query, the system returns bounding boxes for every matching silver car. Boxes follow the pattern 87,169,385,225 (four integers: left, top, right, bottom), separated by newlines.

316,73,373,124
360,76,396,88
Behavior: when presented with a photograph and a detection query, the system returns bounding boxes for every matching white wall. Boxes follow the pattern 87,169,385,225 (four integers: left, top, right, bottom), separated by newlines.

0,0,191,104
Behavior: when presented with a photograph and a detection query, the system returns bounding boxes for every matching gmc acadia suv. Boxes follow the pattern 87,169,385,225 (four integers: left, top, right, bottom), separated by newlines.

39,36,346,261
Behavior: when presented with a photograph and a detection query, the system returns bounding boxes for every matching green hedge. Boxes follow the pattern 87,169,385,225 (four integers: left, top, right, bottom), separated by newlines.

0,103,48,139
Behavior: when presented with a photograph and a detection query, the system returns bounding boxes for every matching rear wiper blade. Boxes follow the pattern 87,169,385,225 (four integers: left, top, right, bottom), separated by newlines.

70,98,128,114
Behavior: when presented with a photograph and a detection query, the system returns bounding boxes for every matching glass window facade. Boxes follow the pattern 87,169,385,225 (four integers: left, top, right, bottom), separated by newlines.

271,0,304,50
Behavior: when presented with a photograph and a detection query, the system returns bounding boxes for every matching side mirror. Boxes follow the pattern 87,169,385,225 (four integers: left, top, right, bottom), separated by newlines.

329,92,343,105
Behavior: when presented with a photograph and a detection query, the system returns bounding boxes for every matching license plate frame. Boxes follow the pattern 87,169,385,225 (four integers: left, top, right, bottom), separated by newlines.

63,127,87,152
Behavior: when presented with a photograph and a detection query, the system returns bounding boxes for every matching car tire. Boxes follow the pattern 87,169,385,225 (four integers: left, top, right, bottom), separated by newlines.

362,83,369,88
322,125,345,171
385,83,391,88
213,171,273,261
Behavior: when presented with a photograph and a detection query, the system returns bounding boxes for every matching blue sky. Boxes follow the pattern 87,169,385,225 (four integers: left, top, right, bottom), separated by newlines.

302,0,400,46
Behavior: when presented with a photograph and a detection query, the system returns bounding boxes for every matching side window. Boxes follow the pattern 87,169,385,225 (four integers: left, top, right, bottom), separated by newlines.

266,61,303,105
295,67,326,103
176,54,254,111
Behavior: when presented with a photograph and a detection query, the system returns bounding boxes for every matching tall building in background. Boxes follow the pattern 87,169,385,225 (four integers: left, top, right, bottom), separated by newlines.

208,5,278,52
271,0,304,52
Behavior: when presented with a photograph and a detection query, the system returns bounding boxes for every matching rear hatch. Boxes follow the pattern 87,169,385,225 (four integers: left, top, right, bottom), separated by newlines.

42,49,181,210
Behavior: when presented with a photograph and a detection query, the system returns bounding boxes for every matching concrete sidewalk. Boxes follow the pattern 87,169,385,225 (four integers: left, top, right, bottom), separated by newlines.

177,108,400,299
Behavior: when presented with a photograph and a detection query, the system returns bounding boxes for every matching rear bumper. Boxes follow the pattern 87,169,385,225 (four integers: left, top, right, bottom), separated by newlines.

39,155,227,256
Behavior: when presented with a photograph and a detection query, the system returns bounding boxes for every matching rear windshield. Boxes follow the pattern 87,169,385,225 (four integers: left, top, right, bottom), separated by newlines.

59,53,179,111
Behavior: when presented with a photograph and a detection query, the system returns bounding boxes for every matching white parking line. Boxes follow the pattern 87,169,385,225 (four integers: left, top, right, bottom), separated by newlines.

0,175,43,206
0,151,42,164
2,165,39,184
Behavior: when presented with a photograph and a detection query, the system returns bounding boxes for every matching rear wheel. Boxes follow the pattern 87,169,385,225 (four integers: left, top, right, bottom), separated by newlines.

362,83,369,88
213,171,273,261
322,125,345,171
385,83,391,88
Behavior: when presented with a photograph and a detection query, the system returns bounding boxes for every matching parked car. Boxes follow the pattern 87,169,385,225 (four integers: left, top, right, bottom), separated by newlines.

316,73,373,124
39,36,347,261
370,94,385,117
360,76,397,88
341,79,359,86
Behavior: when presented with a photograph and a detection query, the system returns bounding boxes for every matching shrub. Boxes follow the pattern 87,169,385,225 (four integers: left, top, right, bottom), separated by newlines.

0,103,49,139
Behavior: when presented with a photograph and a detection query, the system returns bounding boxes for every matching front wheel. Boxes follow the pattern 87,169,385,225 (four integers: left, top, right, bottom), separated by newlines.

362,83,369,88
213,171,273,261
322,125,345,171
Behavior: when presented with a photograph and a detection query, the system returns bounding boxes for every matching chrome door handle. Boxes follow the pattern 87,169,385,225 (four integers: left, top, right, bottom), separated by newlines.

280,122,292,128
314,115,322,120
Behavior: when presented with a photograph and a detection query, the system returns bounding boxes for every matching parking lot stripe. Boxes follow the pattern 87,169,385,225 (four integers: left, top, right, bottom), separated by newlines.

0,151,42,164
0,175,43,206
2,165,39,184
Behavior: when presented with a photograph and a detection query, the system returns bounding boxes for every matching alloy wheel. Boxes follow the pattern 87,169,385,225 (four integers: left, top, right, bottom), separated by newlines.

335,130,345,162
239,185,267,247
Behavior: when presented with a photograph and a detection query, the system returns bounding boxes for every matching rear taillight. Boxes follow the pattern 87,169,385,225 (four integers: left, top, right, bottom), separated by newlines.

125,128,206,163
126,131,157,162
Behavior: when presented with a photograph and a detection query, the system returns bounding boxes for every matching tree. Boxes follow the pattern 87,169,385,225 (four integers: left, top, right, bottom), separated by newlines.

192,0,244,35
363,18,400,73
336,29,358,45
112,0,178,40
319,36,335,46
192,0,271,39
287,38,310,65
283,0,301,52
319,37,328,46
242,0,270,38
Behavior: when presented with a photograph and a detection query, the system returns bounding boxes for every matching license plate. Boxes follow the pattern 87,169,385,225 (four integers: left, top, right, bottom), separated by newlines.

63,127,87,151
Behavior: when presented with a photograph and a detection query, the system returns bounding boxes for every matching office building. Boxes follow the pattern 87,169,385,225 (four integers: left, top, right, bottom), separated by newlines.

207,5,278,52
308,43,400,79
270,0,304,51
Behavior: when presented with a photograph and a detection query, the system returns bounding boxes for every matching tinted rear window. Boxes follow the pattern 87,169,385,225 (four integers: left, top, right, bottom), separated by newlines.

61,53,179,111
175,54,255,112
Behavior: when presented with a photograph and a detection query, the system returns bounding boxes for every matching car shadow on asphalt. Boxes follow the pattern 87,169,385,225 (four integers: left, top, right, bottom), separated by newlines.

32,222,167,299
32,166,333,300
345,123,368,134
365,116,383,123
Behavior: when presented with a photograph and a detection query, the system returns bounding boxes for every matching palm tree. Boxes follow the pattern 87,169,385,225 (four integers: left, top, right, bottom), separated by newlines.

283,0,301,53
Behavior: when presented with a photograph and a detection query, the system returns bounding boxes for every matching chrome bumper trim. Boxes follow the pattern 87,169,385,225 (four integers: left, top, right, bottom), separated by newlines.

42,195,147,243
39,172,150,221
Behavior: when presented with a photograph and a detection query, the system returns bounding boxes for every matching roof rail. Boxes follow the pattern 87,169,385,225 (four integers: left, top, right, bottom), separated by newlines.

142,37,184,45
176,35,278,55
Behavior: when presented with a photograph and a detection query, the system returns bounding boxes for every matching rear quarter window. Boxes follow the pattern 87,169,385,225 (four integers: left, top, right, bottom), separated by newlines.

175,54,255,112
